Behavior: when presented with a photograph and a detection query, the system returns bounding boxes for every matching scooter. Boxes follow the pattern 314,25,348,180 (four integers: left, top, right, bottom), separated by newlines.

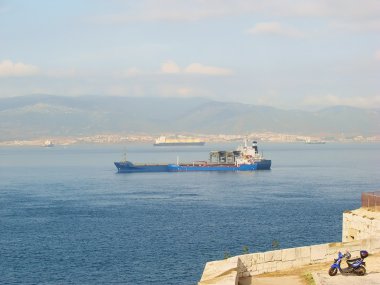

328,250,368,276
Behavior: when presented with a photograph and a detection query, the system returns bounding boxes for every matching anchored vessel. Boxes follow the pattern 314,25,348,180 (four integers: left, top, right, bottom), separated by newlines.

153,136,205,146
114,141,271,173
44,140,54,147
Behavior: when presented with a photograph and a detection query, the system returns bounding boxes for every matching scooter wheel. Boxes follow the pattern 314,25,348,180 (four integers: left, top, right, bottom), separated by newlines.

355,266,366,276
329,267,338,276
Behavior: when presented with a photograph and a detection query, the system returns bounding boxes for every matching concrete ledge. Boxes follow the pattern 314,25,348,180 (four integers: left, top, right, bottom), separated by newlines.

198,257,239,285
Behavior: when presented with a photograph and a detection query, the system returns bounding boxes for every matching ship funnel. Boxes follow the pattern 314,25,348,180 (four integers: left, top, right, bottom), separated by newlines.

252,141,258,154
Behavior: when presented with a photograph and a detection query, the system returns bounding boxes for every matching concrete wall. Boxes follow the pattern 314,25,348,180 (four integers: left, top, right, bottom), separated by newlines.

237,238,380,278
198,208,380,285
342,208,380,242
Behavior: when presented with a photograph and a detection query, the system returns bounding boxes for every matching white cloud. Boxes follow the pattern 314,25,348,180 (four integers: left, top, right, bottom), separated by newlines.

160,61,233,76
303,94,380,108
161,60,181,73
184,63,233,76
0,59,39,77
247,22,304,37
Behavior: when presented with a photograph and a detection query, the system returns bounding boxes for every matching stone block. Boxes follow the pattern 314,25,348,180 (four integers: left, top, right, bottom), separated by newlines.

257,253,265,264
295,246,310,259
250,253,259,264
238,255,250,267
282,248,296,261
370,237,380,251
262,261,275,273
373,220,380,229
310,244,327,262
273,249,282,261
348,228,359,239
248,264,257,272
199,258,238,285
361,238,371,249
198,268,238,285
264,250,275,262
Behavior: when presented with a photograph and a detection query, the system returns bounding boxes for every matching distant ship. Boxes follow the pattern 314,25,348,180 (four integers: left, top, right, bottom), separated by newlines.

115,140,271,173
305,138,326,144
153,136,205,146
44,140,54,147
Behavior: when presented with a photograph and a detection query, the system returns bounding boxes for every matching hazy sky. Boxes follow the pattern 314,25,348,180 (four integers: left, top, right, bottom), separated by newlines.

0,0,379,109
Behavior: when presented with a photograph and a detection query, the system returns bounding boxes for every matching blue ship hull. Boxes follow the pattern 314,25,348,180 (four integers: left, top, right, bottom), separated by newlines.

114,162,169,173
114,160,271,173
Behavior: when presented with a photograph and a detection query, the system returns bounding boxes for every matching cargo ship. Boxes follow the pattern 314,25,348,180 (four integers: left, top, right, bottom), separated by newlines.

153,136,205,146
114,140,271,173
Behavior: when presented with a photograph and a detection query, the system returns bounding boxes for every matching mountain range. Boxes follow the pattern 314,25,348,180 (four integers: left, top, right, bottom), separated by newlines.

0,94,379,140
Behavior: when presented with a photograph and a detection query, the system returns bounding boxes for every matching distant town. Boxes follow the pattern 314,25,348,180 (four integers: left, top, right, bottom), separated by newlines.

0,132,379,146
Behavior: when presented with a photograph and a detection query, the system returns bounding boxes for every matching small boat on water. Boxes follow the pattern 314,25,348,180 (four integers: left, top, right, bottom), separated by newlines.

114,140,271,173
44,140,54,147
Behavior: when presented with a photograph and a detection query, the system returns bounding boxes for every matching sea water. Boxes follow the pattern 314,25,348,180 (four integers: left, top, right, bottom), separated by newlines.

0,142,379,284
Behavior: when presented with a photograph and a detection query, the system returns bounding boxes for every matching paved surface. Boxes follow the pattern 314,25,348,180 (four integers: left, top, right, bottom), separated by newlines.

313,271,380,285
313,253,380,285
239,276,303,285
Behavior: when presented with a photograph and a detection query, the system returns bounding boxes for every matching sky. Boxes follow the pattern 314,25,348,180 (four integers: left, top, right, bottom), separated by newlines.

0,0,379,110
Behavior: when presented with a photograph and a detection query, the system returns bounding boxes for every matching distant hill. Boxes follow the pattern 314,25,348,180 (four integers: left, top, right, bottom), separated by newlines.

0,95,379,140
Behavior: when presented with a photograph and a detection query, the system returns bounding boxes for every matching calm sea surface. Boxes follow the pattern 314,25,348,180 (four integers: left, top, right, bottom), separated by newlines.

1,142,379,284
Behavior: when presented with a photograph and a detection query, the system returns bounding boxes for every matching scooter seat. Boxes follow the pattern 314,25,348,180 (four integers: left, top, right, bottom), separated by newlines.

346,258,362,266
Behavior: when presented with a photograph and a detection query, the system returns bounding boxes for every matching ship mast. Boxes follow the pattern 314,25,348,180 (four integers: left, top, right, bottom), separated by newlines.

123,148,127,162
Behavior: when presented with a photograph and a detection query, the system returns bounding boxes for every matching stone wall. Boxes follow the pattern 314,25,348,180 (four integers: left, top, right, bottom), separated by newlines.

199,238,380,285
342,208,380,242
237,238,380,278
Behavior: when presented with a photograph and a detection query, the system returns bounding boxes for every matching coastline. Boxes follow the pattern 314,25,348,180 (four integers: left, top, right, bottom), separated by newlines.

1,132,379,147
